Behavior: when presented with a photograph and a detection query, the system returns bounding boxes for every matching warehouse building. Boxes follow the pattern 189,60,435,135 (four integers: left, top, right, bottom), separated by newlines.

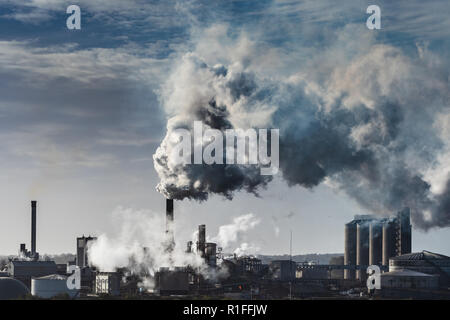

8,260,57,288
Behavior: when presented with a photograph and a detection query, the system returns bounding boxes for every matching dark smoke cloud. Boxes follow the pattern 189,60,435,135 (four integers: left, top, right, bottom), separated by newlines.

153,26,450,230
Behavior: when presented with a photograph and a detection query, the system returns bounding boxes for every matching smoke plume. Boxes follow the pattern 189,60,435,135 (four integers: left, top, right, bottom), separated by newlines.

87,207,204,289
210,213,260,256
153,25,450,230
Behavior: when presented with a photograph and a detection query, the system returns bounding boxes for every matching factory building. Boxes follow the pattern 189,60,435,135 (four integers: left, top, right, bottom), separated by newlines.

95,272,121,296
269,260,296,281
235,256,264,274
76,235,96,268
187,224,219,268
389,251,450,287
380,270,439,290
155,267,190,296
296,265,329,280
8,260,57,288
344,208,412,280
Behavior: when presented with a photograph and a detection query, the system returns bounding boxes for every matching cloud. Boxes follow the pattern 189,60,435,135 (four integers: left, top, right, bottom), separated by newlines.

0,40,168,85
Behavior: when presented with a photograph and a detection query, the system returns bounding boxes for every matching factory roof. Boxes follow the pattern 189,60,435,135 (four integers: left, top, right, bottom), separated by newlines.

10,260,56,266
391,251,450,261
34,274,67,280
381,269,438,277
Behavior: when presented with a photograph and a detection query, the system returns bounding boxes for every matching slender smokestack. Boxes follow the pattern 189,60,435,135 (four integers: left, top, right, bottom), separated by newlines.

197,224,206,258
165,199,174,251
166,198,174,235
31,201,37,255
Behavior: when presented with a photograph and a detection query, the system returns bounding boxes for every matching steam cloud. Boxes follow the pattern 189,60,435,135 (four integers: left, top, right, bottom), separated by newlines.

88,207,260,288
153,25,450,230
210,213,261,256
87,207,203,289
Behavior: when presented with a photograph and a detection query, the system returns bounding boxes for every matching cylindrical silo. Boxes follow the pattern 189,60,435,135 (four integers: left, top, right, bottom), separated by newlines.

369,222,383,266
382,220,395,266
205,243,217,267
344,221,357,279
31,274,78,299
356,222,370,280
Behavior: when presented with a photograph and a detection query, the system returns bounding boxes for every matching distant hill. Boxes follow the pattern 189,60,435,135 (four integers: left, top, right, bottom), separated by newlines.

257,253,343,265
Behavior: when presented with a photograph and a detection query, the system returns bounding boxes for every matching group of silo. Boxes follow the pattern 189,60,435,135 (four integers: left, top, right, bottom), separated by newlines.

344,209,411,281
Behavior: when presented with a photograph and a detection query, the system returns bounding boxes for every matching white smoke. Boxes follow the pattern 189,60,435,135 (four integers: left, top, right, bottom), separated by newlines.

87,208,262,288
87,206,204,289
210,213,260,255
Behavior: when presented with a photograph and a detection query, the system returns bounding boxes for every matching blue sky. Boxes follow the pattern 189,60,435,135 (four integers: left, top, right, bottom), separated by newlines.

0,0,449,255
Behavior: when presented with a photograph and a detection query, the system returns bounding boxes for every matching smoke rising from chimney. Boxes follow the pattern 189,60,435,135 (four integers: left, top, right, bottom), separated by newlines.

153,25,450,230
87,206,260,288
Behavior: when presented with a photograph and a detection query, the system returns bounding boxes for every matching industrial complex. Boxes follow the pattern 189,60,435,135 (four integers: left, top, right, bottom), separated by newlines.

0,199,449,300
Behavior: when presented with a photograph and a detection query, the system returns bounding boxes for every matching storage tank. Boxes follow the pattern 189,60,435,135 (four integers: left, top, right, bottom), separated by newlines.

382,220,396,266
369,222,383,266
356,221,370,280
397,207,412,255
31,274,78,299
0,277,29,300
205,243,217,267
344,221,357,279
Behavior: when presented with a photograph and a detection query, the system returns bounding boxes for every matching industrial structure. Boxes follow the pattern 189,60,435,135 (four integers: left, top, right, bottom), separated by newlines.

0,277,29,300
95,272,121,296
76,235,97,268
17,201,40,261
31,274,78,298
344,208,412,280
1,199,449,300
165,198,175,252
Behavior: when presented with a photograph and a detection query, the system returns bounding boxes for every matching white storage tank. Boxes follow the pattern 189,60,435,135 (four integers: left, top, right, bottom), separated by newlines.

31,274,78,299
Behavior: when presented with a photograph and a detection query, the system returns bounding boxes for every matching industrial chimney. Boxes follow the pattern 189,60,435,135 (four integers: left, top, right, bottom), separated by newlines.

165,199,174,252
31,200,37,256
197,224,206,258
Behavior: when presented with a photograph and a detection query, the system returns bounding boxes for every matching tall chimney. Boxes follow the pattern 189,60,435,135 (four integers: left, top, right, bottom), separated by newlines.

31,200,37,255
197,224,206,258
165,199,174,251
